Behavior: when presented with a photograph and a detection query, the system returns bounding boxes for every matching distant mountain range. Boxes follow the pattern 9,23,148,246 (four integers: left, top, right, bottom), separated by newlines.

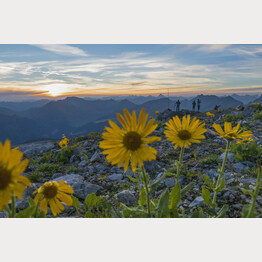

0,94,260,144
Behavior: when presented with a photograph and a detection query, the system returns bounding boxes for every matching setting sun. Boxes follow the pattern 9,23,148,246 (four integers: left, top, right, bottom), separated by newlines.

44,83,68,97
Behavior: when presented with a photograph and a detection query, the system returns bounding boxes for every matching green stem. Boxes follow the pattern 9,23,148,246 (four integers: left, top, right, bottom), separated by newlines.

34,199,40,218
142,165,151,218
176,146,184,184
247,162,262,218
212,140,230,206
11,193,16,218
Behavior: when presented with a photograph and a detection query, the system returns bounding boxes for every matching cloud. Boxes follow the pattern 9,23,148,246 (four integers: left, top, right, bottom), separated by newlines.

33,44,88,57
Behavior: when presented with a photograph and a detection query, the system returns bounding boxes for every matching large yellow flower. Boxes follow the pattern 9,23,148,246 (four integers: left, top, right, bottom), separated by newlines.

34,181,74,216
164,115,207,149
99,108,161,172
212,122,253,141
0,140,31,210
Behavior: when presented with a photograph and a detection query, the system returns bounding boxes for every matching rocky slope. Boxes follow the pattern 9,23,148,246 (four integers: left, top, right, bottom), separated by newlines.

1,103,261,218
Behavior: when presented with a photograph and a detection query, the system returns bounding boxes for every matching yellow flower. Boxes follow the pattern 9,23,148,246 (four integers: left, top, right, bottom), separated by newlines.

212,122,253,141
0,140,31,210
253,102,260,106
236,108,240,111
59,136,69,148
164,115,207,149
206,112,215,117
99,108,161,172
155,111,159,115
34,181,74,216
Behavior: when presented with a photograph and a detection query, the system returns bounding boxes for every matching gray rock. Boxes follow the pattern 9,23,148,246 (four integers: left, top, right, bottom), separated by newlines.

90,151,101,163
51,173,64,180
108,173,123,181
0,212,7,218
79,160,87,167
189,196,204,207
205,169,219,180
233,162,248,173
95,164,107,174
19,142,54,156
16,184,39,210
220,152,235,163
69,155,78,163
116,190,137,206
163,176,183,188
55,174,101,200
241,178,257,185
124,169,135,178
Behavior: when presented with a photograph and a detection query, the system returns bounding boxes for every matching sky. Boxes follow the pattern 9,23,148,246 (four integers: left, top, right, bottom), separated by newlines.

0,44,262,101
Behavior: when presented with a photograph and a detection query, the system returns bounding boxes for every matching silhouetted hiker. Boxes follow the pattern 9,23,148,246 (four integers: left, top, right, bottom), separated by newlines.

192,100,196,111
176,100,181,112
197,99,201,112
214,105,220,111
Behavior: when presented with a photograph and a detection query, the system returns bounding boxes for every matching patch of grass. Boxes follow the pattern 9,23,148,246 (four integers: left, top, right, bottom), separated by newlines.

199,154,219,165
55,147,73,164
41,150,54,163
231,142,262,163
254,111,262,120
223,114,244,123
65,165,79,174
28,171,43,183
38,163,61,175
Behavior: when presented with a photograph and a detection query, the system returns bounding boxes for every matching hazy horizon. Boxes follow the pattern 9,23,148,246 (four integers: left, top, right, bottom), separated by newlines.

1,44,262,101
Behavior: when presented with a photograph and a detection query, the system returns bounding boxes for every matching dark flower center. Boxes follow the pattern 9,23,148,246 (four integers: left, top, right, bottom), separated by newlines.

178,130,192,140
0,166,11,190
123,131,142,151
43,185,58,199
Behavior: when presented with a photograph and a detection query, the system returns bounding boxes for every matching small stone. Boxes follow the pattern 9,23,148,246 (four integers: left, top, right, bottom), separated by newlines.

90,151,101,163
116,190,137,206
79,160,86,167
233,162,248,173
220,152,235,163
108,173,123,181
189,196,204,207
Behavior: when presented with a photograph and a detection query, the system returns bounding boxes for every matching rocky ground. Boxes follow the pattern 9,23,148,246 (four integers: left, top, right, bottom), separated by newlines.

1,104,261,218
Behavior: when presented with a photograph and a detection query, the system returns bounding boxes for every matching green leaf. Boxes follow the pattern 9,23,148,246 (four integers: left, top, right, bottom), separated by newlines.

217,176,225,191
191,208,204,218
16,206,36,218
84,193,101,210
165,172,175,177
85,211,96,218
203,174,211,186
150,174,165,193
127,175,137,183
139,186,147,206
169,182,181,210
181,182,194,198
155,190,170,218
202,186,211,206
241,188,254,197
216,204,229,218
72,195,80,210
28,197,35,207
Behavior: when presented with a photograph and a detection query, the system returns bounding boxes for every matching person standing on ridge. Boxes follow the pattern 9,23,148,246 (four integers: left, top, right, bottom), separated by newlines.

192,100,196,111
175,100,181,112
197,98,201,112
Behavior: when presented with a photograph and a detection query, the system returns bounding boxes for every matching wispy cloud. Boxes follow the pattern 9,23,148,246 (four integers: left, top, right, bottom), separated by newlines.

33,44,88,57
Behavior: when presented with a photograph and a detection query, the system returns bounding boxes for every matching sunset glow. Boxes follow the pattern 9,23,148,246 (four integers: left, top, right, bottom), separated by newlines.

0,44,262,101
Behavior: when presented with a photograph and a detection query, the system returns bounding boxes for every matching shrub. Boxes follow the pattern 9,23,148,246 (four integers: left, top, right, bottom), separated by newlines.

199,154,219,165
231,142,262,163
223,114,244,122
55,147,73,164
253,112,262,120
